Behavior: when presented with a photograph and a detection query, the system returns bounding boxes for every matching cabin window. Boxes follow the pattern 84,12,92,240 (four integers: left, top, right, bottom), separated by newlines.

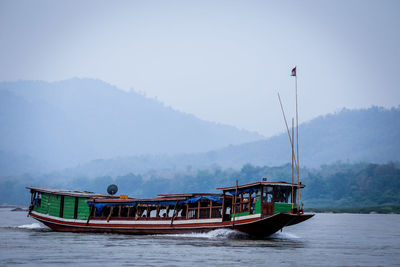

187,207,197,219
179,207,185,217
263,186,273,203
274,186,291,203
112,206,120,217
136,207,143,218
33,193,42,206
137,206,157,218
149,209,157,218
59,196,64,218
274,190,285,203
256,190,261,202
168,207,175,217
128,207,136,217
101,206,111,217
74,198,79,219
120,206,129,217
140,207,148,218
249,191,256,214
119,206,126,217
159,208,167,218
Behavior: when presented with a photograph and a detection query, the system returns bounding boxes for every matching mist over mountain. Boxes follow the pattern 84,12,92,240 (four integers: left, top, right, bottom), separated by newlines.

201,106,400,168
1,78,399,178
1,80,400,209
0,78,263,174
62,106,400,178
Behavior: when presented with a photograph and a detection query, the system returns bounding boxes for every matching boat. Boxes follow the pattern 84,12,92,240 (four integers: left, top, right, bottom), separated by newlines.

27,67,313,237
27,181,313,237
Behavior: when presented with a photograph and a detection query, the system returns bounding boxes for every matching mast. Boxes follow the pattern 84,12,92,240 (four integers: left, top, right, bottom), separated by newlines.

278,93,300,176
294,67,302,211
295,68,299,174
291,118,294,211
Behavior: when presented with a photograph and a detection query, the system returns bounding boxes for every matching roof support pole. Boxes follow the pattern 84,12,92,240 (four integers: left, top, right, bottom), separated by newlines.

209,200,213,218
197,200,201,219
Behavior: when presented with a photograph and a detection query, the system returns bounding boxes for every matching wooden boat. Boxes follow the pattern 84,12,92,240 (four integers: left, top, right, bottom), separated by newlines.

27,181,313,237
27,68,312,237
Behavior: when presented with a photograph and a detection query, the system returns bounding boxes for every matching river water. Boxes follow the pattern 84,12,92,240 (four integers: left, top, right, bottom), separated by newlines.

0,208,399,266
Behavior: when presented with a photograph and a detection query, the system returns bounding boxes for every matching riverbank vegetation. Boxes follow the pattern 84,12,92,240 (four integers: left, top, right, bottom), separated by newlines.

1,162,399,213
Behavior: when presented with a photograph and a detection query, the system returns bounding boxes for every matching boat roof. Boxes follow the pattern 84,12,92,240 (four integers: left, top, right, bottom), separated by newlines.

26,186,219,203
26,186,117,198
87,193,224,203
157,193,215,198
27,180,305,200
217,181,305,191
86,196,189,203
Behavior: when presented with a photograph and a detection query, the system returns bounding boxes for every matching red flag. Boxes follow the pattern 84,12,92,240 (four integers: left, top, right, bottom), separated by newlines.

291,67,296,76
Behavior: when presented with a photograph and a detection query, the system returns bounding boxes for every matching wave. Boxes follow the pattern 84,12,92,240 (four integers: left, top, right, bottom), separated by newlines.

270,231,300,239
161,229,301,240
162,229,249,239
17,223,43,229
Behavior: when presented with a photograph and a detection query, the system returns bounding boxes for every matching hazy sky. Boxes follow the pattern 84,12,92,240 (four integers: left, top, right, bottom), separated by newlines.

1,0,399,137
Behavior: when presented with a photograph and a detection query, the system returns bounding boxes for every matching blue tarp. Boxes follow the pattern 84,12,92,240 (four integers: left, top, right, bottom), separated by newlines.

138,201,184,206
184,195,223,204
87,202,137,215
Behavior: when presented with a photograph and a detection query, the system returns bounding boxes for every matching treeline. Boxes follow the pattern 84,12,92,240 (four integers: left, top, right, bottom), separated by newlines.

1,162,400,212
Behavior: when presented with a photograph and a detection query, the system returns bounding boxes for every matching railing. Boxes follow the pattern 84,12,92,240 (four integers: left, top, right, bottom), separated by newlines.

187,206,222,219
233,202,251,214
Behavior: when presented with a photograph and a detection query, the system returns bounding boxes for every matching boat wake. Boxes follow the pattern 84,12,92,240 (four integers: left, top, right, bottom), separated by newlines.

269,231,300,239
161,229,300,240
17,223,44,229
163,229,249,239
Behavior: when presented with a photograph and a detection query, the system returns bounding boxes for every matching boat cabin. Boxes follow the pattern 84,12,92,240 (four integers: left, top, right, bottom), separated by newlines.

26,187,118,220
217,181,304,219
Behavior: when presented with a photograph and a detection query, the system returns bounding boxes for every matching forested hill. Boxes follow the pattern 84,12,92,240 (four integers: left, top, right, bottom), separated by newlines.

0,79,263,173
63,106,400,178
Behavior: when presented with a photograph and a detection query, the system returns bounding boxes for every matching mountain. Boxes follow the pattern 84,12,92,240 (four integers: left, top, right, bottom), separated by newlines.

0,78,263,174
1,78,399,177
61,106,400,178
198,106,400,168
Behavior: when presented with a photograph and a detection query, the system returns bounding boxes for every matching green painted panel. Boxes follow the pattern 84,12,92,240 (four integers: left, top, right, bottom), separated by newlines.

254,200,261,214
274,203,297,214
48,194,61,217
41,194,49,214
63,196,75,219
77,198,90,220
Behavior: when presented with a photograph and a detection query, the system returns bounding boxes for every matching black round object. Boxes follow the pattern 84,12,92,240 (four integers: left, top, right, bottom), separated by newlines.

107,184,118,195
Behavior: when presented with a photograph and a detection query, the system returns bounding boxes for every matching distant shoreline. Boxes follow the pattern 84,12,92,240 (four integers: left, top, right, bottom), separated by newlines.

305,205,400,214
0,204,27,209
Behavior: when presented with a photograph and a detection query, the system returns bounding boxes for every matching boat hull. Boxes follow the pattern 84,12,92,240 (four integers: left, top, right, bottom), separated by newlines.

29,211,313,237
286,213,315,226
